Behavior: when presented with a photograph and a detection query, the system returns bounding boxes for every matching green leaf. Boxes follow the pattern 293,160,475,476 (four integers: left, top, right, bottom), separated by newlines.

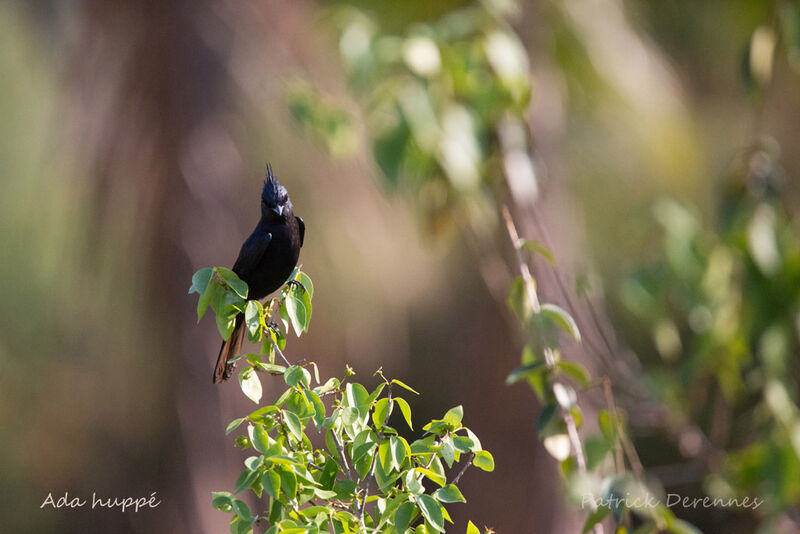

434,484,466,503
540,303,581,342
395,397,413,430
414,467,445,487
217,267,249,298
244,455,262,471
341,406,360,429
391,379,420,395
244,300,262,337
197,282,217,322
257,362,286,374
507,276,532,321
283,410,303,441
352,429,378,464
472,450,495,472
315,377,340,396
284,365,311,388
209,279,229,316
373,397,391,428
452,435,474,453
429,456,446,485
598,410,617,444
295,271,315,298
506,360,546,385
334,479,357,500
279,468,298,499
239,368,262,404
368,382,387,406
230,516,254,534
582,506,610,533
443,406,463,427
519,238,556,266
466,521,480,534
231,499,253,522
390,436,407,470
226,418,246,435
378,439,392,473
557,360,590,386
416,494,445,532
216,308,238,340
234,469,259,494
309,361,320,384
377,493,408,529
261,470,281,500
252,425,271,454
304,390,326,427
395,501,416,533
465,429,482,452
440,437,455,468
285,287,310,336
536,404,557,435
404,469,424,495
345,383,371,418
189,268,213,294
211,491,233,510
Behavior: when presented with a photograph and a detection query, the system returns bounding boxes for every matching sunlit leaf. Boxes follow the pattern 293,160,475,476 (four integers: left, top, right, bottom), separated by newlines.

239,368,262,404
472,450,495,472
540,303,581,342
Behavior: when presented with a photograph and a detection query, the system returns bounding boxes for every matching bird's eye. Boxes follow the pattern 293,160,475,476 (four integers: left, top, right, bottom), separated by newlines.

279,195,288,204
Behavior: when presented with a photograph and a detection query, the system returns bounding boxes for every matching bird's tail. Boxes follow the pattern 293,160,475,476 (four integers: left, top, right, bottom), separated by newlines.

213,314,245,384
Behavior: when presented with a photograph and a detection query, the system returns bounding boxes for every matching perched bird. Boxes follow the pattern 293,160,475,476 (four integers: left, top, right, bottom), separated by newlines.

214,166,305,383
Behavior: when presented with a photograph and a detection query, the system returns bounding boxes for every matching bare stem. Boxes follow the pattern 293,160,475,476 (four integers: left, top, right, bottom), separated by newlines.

451,453,475,485
502,205,541,314
502,204,603,534
357,387,393,523
603,378,644,479
269,336,292,367
332,426,353,482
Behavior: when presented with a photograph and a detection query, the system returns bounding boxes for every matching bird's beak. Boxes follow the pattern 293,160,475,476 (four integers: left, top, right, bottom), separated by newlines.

272,205,283,217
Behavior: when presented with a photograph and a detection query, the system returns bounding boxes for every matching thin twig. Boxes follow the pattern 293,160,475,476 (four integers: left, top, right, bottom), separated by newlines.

269,336,292,367
502,205,541,314
357,386,393,522
602,378,626,477
502,204,602,534
564,410,587,472
602,378,644,479
452,453,475,485
331,422,353,481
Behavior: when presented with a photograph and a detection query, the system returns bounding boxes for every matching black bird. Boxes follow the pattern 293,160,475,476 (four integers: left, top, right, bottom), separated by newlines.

214,166,305,383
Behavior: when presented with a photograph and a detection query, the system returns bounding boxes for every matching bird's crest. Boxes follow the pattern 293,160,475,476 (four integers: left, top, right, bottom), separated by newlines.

262,163,283,205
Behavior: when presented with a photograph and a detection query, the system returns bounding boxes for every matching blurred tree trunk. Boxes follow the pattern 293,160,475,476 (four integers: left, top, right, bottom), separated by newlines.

66,1,236,531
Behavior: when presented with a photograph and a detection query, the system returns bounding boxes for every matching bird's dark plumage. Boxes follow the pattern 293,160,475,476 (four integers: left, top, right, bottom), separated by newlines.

214,166,304,383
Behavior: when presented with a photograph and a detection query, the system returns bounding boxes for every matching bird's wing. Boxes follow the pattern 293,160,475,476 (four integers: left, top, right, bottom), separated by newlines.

232,231,272,277
296,216,305,247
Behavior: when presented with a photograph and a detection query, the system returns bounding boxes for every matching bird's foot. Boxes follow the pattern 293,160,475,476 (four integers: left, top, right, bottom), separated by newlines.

286,279,308,294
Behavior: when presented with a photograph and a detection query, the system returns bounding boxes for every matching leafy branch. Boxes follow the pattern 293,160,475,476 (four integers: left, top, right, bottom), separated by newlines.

192,267,496,534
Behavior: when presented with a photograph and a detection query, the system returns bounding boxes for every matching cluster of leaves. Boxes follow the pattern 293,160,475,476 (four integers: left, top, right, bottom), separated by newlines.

288,1,533,235
741,4,800,95
618,148,800,528
192,267,495,533
286,2,702,532
505,232,698,534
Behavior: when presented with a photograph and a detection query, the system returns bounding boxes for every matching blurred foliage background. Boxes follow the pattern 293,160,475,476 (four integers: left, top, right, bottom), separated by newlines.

1,0,799,533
